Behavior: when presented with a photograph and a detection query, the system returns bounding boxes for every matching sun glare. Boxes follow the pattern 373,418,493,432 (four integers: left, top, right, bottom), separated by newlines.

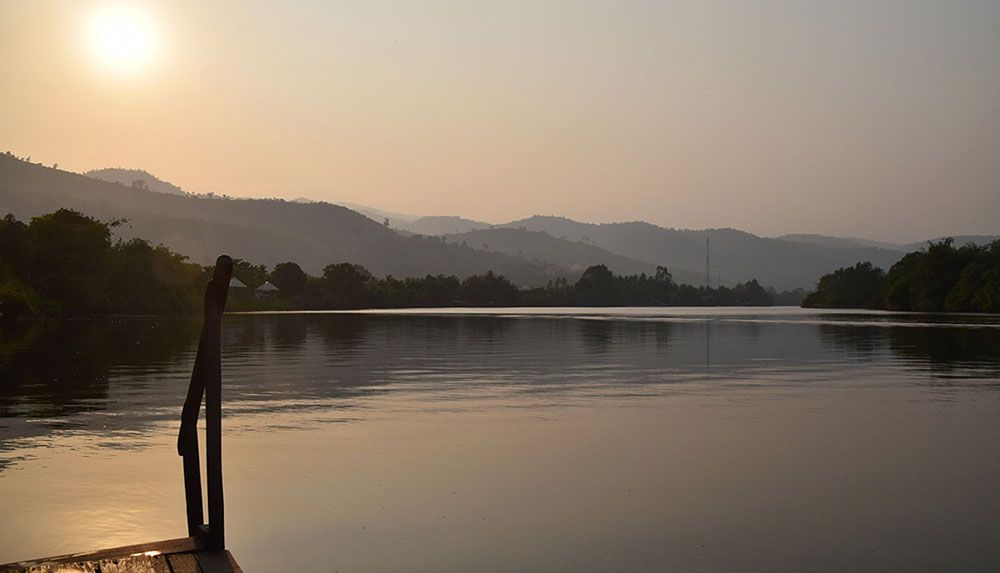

87,5,160,73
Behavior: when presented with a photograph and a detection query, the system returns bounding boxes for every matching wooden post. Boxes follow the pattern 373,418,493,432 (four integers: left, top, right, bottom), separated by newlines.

178,255,233,550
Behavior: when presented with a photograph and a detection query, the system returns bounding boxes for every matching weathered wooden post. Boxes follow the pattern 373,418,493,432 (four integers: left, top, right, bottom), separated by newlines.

178,255,233,550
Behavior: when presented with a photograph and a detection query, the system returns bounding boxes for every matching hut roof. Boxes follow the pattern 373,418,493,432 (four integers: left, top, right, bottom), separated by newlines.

229,277,248,289
256,281,279,292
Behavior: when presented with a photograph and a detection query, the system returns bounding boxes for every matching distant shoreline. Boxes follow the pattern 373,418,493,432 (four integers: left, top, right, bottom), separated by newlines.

6,305,1000,324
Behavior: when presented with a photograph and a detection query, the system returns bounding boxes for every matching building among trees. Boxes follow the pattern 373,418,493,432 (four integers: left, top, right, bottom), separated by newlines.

256,281,279,299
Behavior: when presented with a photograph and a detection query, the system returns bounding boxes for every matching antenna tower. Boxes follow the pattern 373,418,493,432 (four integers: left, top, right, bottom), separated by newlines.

706,236,711,287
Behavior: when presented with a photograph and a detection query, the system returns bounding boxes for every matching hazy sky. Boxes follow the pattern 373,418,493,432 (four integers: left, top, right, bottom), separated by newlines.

2,1,999,242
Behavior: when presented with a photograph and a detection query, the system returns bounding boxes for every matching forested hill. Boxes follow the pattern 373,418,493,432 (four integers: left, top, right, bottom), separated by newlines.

0,155,559,285
7,154,984,291
84,167,186,196
403,215,491,236
445,227,706,286
500,216,906,291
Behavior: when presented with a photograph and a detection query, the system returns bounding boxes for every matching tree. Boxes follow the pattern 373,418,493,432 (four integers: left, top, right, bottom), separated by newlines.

459,271,519,306
729,279,773,306
802,261,886,309
575,265,617,305
0,213,29,275
321,262,373,308
26,209,115,312
654,265,675,287
885,239,965,311
106,239,204,314
270,262,308,296
0,210,204,317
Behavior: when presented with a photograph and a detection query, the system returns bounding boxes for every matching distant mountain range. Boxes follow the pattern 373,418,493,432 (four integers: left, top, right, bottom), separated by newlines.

776,232,998,253
0,157,560,286
776,233,901,251
333,202,422,227
2,155,996,290
405,215,492,236
493,216,911,290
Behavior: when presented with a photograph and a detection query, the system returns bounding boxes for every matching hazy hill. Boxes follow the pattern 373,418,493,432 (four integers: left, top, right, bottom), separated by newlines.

402,215,492,236
448,228,651,275
502,216,905,290
779,233,999,253
334,201,422,230
84,167,186,196
8,156,987,291
901,235,1000,252
778,233,901,251
0,156,560,285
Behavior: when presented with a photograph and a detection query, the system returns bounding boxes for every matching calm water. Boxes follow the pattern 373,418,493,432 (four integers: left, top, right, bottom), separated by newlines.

2,307,1000,572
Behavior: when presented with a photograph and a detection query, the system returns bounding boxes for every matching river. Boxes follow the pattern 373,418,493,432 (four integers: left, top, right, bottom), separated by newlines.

1,308,999,571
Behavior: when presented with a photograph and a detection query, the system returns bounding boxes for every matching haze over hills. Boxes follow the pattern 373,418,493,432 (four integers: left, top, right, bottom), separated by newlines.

492,216,906,290
3,155,995,291
777,234,902,251
899,235,1000,252
0,155,560,285
449,228,648,275
777,233,1000,252
405,216,492,236
84,167,187,196
334,202,422,229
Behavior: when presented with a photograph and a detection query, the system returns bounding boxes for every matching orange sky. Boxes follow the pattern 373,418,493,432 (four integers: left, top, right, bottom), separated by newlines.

2,1,999,242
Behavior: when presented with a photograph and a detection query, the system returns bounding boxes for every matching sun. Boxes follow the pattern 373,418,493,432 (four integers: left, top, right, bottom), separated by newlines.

87,5,160,73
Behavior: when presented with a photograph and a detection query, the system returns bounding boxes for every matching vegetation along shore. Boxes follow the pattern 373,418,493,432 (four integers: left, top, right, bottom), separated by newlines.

2,209,997,320
803,239,1000,313
1,209,793,319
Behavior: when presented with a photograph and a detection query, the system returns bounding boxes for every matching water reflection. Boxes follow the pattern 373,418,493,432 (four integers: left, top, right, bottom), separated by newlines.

2,310,998,460
2,309,1000,571
0,318,197,419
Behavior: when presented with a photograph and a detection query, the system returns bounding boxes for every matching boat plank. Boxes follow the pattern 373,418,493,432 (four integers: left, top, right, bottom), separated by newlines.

4,537,202,567
194,551,241,573
166,553,202,573
98,555,171,573
0,538,240,573
0,563,98,573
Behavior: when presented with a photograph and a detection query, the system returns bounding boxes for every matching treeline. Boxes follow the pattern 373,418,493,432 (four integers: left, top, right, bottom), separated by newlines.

803,239,1000,312
0,209,208,320
243,262,780,310
1,209,787,320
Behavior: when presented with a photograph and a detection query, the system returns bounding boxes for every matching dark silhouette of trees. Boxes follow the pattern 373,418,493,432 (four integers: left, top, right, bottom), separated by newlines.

24,209,116,312
804,239,1000,312
106,239,205,314
802,262,886,309
1,209,800,319
369,274,460,308
576,264,616,305
319,263,374,308
0,210,205,319
771,287,807,306
270,262,307,297
458,271,519,306
0,214,29,273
